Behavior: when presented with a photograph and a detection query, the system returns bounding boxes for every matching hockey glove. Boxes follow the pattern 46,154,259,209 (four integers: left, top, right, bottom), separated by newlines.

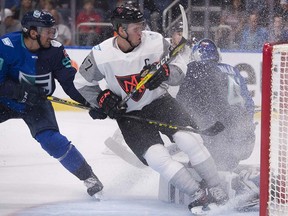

88,107,107,120
140,62,170,90
97,89,127,119
13,82,47,106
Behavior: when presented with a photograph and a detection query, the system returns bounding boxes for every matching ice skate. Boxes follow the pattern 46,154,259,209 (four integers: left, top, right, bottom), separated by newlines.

84,173,104,198
188,185,228,215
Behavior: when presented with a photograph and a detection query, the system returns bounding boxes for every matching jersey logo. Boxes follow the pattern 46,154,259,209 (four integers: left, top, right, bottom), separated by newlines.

116,74,146,102
19,72,53,94
92,45,101,50
1,38,14,48
62,50,72,68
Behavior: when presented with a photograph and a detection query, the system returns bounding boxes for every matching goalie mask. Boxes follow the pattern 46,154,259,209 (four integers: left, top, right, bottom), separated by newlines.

191,38,220,63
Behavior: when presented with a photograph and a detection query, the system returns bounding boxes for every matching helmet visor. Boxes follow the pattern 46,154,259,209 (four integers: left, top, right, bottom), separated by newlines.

37,26,58,39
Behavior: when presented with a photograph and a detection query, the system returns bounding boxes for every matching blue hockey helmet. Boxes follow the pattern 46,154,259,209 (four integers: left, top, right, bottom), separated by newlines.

111,5,144,31
21,10,55,33
191,38,220,62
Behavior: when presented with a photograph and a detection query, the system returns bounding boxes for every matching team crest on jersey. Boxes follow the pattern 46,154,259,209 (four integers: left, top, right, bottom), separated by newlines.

1,37,13,48
19,72,52,94
116,74,146,102
92,45,101,50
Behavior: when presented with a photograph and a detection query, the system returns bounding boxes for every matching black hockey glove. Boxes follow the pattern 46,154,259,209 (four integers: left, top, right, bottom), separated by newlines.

96,89,127,119
13,82,47,106
140,62,170,90
88,107,107,120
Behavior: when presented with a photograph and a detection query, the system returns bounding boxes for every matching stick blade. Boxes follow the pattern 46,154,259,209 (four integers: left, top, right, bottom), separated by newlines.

104,137,146,169
201,121,225,136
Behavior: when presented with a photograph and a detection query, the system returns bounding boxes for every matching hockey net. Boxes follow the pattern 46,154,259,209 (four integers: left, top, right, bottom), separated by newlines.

261,43,288,216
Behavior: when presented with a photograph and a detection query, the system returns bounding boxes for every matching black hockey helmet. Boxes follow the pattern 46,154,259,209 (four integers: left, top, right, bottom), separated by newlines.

124,0,139,8
111,5,144,31
21,10,55,33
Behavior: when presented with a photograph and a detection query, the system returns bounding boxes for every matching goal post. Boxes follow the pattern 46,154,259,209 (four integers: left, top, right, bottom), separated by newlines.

261,42,288,216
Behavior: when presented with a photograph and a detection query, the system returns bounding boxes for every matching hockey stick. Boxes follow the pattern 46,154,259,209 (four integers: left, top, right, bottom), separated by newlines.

122,114,224,136
47,96,90,110
104,128,182,169
179,4,188,39
105,137,182,169
104,137,147,169
47,96,224,136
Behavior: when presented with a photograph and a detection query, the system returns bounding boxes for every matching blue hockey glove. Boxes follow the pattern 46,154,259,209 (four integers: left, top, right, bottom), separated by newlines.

140,62,170,90
14,82,47,106
97,89,127,119
88,107,107,120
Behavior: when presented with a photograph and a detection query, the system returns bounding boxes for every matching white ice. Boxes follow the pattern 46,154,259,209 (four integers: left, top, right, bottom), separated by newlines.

0,111,260,216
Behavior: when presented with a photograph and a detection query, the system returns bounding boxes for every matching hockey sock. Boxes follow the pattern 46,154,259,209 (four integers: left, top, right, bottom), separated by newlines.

58,144,92,180
193,157,221,187
35,130,92,180
36,129,71,158
170,167,200,196
173,130,210,165
144,144,200,195
144,144,184,180
173,131,221,187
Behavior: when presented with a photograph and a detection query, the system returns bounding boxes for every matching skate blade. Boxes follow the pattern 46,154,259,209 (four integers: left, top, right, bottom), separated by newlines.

92,191,103,201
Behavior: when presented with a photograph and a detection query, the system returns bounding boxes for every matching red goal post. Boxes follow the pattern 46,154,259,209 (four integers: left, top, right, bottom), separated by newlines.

261,42,288,216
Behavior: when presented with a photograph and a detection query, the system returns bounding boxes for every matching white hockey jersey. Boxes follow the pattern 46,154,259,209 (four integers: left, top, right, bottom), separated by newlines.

74,31,186,112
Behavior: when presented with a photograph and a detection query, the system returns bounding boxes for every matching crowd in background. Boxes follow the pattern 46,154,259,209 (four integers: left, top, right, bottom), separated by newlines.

214,0,288,50
1,0,288,50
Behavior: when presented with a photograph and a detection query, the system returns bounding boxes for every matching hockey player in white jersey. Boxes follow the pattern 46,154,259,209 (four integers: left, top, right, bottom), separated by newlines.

74,5,228,214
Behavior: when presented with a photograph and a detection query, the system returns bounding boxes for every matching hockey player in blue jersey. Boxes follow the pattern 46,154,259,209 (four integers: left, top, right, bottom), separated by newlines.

176,38,256,172
0,10,105,197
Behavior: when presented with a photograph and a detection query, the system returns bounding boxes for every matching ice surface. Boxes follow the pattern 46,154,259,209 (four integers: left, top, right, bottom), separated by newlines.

0,111,260,216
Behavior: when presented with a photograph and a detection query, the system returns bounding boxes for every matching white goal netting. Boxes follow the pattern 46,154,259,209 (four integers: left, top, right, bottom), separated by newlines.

266,44,288,215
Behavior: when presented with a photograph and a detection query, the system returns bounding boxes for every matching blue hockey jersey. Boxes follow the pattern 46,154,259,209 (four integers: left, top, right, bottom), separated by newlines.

177,60,255,124
0,31,84,112
176,60,256,170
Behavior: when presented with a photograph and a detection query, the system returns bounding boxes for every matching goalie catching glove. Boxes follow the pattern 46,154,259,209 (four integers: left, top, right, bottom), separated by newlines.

140,62,170,90
97,89,127,119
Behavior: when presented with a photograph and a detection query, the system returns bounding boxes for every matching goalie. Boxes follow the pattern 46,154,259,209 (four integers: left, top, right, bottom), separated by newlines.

176,38,256,172
176,38,258,208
